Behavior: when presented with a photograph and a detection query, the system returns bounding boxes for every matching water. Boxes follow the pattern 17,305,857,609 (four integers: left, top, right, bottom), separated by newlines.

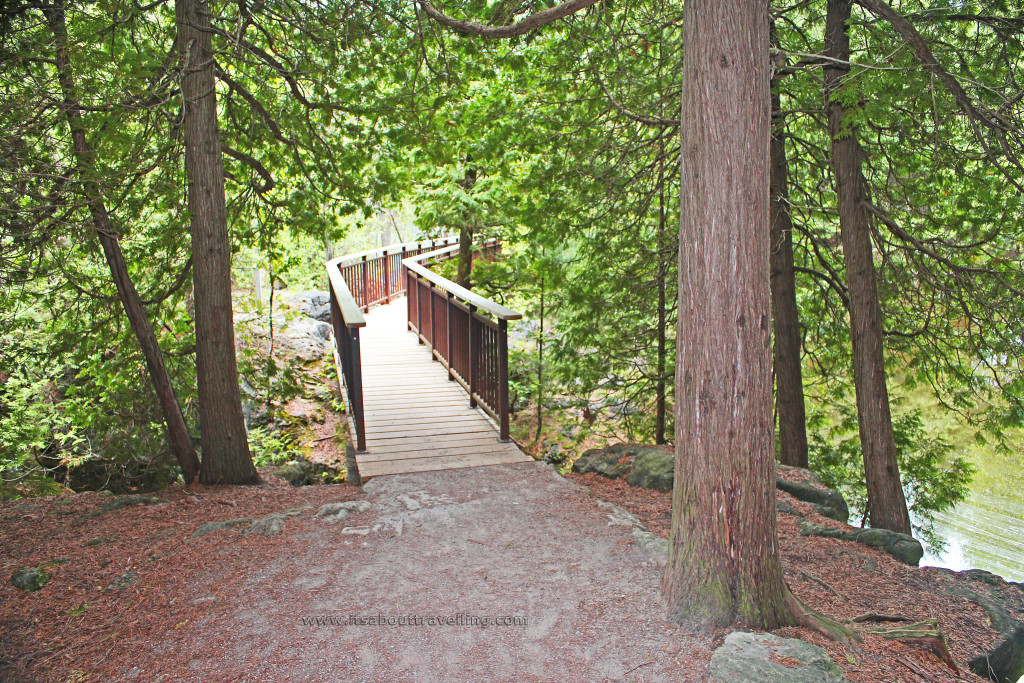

918,446,1024,583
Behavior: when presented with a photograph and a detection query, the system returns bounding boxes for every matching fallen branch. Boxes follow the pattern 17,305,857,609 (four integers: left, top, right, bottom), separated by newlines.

851,613,915,624
895,655,943,682
870,618,960,675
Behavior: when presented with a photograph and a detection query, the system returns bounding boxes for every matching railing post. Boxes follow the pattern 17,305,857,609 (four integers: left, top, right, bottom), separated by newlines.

468,304,478,408
361,255,370,312
428,280,437,358
416,275,425,344
383,249,391,302
400,246,407,296
498,318,510,441
350,327,366,452
447,292,455,381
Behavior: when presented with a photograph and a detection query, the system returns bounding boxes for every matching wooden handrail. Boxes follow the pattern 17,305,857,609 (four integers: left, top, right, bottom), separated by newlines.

325,234,460,453
326,234,519,451
326,263,366,329
401,240,523,321
403,239,521,441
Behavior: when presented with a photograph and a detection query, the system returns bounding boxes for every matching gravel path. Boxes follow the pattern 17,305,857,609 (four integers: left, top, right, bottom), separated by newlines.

180,462,712,682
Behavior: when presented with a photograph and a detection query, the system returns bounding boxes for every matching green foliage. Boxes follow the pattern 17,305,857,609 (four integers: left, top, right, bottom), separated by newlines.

246,426,304,468
809,401,975,548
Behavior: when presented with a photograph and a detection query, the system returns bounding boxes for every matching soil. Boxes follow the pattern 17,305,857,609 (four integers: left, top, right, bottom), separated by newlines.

571,471,1006,683
1,457,1011,682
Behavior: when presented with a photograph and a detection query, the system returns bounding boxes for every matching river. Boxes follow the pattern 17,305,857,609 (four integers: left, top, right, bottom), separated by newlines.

918,442,1024,583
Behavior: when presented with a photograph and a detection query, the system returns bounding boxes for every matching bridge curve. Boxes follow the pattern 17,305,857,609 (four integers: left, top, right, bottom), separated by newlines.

325,238,531,478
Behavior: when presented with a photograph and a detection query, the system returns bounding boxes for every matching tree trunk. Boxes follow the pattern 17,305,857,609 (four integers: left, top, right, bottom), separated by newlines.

176,0,260,485
457,155,477,288
664,0,794,629
769,85,810,469
44,0,201,483
823,0,911,534
655,159,669,446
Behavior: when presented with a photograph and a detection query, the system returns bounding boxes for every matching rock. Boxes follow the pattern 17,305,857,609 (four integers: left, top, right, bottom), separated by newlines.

571,443,669,484
812,503,846,522
597,502,669,567
630,528,669,568
942,573,1024,683
84,537,116,547
277,460,312,487
312,303,332,323
571,449,631,479
776,475,849,524
282,290,330,317
345,444,361,485
109,571,138,591
543,443,568,465
707,632,846,682
798,520,924,566
316,500,371,523
92,495,168,517
11,567,50,592
625,449,674,492
279,317,333,361
777,500,803,517
191,519,252,540
243,507,310,537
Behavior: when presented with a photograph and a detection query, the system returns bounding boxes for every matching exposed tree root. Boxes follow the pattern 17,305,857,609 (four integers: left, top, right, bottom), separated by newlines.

784,586,862,646
868,618,960,675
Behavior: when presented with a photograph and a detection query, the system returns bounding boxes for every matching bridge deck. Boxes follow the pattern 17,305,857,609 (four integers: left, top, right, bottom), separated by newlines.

352,300,531,477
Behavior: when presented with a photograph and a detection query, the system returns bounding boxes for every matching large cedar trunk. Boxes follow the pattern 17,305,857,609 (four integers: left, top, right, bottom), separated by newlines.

769,88,810,469
45,0,200,483
663,0,794,629
823,0,911,534
176,0,260,485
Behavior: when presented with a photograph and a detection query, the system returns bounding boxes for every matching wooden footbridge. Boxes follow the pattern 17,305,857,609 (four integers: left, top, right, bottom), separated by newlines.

325,238,531,478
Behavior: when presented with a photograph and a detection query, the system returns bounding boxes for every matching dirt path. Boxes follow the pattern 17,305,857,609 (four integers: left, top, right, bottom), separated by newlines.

149,463,711,682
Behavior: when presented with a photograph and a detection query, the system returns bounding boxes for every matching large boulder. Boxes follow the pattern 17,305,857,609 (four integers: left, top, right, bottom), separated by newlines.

798,520,924,566
277,460,312,486
940,569,1024,683
624,449,674,492
571,443,672,485
707,632,846,682
571,445,634,479
279,318,332,361
775,467,849,524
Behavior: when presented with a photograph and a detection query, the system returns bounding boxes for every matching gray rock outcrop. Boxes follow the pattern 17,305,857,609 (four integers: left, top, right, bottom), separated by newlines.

707,632,846,682
798,520,924,566
11,567,50,592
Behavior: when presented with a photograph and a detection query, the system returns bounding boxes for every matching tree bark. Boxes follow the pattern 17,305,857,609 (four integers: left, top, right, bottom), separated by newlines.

456,155,477,289
664,0,795,629
823,0,911,534
44,0,201,483
176,0,260,485
769,85,810,469
655,158,669,446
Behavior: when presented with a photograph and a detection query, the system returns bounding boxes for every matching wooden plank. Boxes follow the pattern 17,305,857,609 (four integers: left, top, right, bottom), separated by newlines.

357,451,530,477
366,427,496,443
364,405,481,418
364,416,485,429
364,436,507,456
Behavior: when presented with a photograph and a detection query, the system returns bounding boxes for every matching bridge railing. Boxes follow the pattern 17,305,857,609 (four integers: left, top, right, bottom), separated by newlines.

403,239,522,441
326,236,459,452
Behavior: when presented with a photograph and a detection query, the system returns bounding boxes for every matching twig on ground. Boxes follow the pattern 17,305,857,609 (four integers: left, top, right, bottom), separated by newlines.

799,568,847,600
